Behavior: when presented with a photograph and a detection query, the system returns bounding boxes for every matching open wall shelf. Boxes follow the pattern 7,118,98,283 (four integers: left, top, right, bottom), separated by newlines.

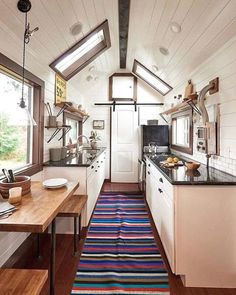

160,97,200,123
56,102,89,123
45,125,71,143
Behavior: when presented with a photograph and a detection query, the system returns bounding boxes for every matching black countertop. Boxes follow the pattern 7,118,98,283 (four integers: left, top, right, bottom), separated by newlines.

145,154,236,185
44,147,106,167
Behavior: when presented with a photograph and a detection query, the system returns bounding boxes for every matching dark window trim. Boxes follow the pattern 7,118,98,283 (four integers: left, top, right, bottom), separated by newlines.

170,107,193,155
109,73,137,101
0,52,45,177
132,59,173,96
63,112,82,147
49,20,111,81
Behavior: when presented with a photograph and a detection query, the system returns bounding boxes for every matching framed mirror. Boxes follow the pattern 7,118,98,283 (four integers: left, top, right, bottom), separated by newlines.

171,108,193,154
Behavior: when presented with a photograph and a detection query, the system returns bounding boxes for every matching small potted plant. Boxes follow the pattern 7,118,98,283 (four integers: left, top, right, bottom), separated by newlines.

89,131,101,149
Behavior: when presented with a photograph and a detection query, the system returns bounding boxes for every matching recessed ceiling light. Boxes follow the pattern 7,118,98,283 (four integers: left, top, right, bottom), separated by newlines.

159,47,169,56
89,66,95,72
152,65,159,72
86,75,93,82
70,22,83,36
170,22,181,33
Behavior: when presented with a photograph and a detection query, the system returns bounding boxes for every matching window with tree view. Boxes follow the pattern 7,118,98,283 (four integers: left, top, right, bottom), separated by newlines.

0,69,34,172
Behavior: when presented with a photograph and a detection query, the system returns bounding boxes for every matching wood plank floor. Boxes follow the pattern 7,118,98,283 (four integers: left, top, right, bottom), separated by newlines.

102,181,140,193
2,182,236,295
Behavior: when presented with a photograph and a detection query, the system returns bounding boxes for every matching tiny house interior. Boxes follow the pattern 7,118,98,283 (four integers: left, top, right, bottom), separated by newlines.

0,0,236,294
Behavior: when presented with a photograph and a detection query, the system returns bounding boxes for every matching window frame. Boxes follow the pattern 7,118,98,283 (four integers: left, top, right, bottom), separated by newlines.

49,20,111,81
0,52,45,177
170,108,193,155
63,112,82,147
132,59,173,96
109,73,137,101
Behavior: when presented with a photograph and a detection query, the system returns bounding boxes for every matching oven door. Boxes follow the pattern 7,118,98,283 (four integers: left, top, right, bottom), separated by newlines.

138,159,146,193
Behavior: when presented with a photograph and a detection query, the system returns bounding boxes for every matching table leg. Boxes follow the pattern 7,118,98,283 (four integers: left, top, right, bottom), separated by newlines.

78,215,81,241
50,219,56,295
74,217,78,256
36,233,42,259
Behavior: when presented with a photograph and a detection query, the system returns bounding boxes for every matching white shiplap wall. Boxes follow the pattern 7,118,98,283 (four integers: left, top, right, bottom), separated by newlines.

166,34,236,176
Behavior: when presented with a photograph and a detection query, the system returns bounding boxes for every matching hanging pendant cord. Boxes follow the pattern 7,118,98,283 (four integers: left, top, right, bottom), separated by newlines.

20,12,28,108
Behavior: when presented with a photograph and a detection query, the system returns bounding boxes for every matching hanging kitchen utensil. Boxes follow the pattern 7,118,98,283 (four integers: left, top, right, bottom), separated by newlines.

8,170,15,183
2,169,11,183
47,102,52,116
45,103,51,116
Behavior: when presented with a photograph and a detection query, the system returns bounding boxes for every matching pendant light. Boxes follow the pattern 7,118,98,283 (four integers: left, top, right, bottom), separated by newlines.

11,0,39,126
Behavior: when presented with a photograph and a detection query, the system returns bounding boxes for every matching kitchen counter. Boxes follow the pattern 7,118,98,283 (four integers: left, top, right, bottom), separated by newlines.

145,154,236,185
44,147,106,167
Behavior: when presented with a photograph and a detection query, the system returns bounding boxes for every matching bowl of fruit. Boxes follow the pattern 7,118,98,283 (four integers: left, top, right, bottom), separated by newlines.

161,156,182,167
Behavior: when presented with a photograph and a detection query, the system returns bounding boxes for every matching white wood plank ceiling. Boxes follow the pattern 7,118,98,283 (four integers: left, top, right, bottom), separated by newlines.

0,0,236,92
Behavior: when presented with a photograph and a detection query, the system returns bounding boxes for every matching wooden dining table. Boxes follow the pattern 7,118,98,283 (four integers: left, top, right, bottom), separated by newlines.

0,181,80,295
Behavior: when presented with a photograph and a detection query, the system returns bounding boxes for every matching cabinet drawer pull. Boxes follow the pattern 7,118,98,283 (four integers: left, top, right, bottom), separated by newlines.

101,161,103,163
95,170,98,172
159,178,163,183
91,166,94,169
158,188,163,193
148,164,150,167
97,161,99,163
98,166,100,168
147,171,150,175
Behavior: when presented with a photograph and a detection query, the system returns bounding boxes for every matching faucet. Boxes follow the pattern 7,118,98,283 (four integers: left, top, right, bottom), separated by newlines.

77,135,89,153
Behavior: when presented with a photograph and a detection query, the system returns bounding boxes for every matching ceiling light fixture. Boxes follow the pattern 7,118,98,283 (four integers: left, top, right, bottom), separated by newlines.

159,46,169,56
152,65,159,73
89,65,95,72
14,0,39,126
170,22,181,33
70,22,83,36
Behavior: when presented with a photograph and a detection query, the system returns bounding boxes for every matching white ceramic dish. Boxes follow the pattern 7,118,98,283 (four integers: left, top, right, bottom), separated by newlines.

43,178,68,189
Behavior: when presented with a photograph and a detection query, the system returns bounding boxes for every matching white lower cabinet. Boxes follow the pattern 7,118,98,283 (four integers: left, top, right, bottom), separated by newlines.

146,159,175,272
86,151,106,224
146,158,236,288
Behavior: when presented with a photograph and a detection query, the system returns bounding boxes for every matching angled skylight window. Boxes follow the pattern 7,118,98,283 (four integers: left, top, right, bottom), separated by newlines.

132,59,172,95
50,20,111,81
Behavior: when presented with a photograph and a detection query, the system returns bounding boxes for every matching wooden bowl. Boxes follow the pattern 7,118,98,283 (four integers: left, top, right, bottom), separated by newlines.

0,176,31,199
185,161,201,170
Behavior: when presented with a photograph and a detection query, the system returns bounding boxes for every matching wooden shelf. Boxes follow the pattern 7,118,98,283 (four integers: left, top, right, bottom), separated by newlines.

161,99,192,115
159,97,200,124
45,125,71,129
56,102,89,119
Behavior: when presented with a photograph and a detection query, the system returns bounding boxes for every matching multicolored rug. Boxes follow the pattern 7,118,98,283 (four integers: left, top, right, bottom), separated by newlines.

71,194,170,294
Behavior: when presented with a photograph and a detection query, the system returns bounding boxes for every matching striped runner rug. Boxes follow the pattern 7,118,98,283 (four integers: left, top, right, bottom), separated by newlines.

71,194,170,294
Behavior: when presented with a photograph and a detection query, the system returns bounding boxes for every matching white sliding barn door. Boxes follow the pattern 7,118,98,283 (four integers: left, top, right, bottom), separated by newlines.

111,106,139,183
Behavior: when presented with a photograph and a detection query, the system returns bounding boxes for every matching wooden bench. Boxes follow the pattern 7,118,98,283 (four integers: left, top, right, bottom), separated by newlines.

0,268,48,295
57,194,87,255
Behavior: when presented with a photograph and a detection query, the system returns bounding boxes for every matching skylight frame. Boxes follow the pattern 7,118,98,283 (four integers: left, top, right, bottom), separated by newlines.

132,59,173,96
49,20,111,81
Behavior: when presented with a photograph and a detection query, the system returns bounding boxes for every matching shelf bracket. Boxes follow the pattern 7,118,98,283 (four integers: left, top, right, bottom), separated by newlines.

186,100,201,115
56,103,68,117
82,116,89,124
160,113,169,124
47,128,61,143
58,126,71,141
